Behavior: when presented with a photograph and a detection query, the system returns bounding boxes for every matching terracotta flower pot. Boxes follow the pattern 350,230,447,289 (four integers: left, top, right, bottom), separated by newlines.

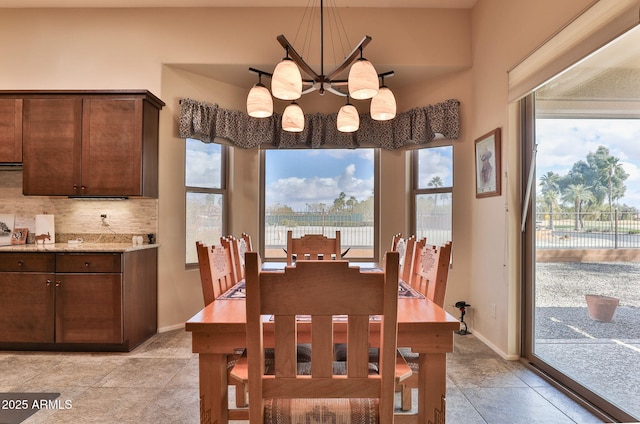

585,294,619,322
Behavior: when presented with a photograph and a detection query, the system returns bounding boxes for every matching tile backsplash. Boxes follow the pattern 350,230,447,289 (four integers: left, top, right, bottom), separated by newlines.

0,171,158,241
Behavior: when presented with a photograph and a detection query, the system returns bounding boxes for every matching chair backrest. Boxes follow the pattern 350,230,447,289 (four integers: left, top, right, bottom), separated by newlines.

285,230,341,265
221,235,253,281
241,232,253,252
391,232,403,251
399,235,416,284
245,251,400,423
408,240,452,307
195,241,238,306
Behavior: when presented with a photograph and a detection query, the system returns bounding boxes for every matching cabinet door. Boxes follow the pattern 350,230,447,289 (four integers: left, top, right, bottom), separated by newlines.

0,99,22,163
23,98,83,195
82,98,143,196
55,274,123,344
0,273,55,343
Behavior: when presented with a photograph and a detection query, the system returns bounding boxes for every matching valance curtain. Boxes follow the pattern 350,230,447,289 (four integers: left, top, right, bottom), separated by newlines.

178,98,460,150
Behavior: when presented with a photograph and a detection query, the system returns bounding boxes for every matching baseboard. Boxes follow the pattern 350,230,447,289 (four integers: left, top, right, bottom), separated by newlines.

158,323,186,333
468,328,520,361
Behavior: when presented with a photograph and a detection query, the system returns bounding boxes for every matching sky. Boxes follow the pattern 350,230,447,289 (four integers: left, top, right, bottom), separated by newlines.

265,149,375,210
536,118,640,208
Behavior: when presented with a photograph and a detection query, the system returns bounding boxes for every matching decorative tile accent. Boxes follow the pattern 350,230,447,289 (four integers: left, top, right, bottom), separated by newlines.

0,171,157,241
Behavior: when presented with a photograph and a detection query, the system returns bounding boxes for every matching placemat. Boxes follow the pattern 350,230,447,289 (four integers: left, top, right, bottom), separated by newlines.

218,280,424,300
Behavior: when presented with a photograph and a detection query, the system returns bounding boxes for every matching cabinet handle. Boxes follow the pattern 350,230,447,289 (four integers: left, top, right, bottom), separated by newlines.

55,281,61,287
81,185,86,192
73,184,78,192
17,261,23,267
84,262,91,267
46,279,51,286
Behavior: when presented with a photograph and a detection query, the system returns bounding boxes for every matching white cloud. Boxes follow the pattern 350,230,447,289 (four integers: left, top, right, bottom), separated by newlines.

266,163,374,210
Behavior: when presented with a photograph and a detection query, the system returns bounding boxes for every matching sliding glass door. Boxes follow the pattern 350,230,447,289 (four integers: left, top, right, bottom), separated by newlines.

523,26,640,422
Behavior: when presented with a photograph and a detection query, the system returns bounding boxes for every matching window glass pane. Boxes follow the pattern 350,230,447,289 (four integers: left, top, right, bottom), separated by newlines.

264,149,375,259
185,192,223,264
185,138,222,189
415,193,452,247
417,146,453,188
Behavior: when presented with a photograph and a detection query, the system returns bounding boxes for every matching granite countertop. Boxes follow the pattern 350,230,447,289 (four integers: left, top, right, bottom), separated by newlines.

0,243,159,253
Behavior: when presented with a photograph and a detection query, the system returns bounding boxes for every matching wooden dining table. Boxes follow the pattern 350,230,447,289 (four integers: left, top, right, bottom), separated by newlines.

185,262,460,424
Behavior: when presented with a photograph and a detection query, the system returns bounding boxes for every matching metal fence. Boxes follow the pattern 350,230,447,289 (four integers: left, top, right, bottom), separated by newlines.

536,210,640,249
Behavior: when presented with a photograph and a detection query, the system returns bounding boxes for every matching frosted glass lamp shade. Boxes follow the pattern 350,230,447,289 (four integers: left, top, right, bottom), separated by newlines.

348,59,379,100
272,59,302,100
370,87,396,120
337,104,360,132
282,102,305,132
246,84,273,118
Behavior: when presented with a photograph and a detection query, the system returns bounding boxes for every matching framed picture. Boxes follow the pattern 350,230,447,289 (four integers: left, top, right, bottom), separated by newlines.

0,214,15,246
11,228,29,245
475,128,501,198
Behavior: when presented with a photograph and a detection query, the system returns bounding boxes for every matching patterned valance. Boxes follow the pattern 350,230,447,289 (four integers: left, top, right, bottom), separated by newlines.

178,98,460,150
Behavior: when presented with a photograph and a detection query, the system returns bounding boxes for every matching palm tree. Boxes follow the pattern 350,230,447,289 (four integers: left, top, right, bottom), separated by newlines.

539,171,560,229
562,184,595,230
428,176,444,208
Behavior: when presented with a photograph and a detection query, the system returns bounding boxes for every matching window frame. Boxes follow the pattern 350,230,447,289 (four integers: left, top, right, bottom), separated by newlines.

259,146,380,262
184,139,228,267
410,142,454,248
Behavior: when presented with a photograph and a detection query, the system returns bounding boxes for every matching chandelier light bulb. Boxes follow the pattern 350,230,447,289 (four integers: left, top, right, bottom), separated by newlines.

348,59,379,100
272,58,303,100
282,102,305,132
246,83,273,118
337,103,360,133
370,86,396,121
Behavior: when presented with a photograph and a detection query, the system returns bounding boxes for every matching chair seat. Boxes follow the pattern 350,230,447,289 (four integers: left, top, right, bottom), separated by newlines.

398,347,419,373
264,398,379,424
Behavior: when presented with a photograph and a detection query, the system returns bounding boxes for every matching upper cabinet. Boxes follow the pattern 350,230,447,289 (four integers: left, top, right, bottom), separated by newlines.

0,99,23,163
0,90,164,197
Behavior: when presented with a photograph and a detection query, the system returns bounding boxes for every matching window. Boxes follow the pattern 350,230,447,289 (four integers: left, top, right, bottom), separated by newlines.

262,148,377,260
185,138,226,265
412,145,453,247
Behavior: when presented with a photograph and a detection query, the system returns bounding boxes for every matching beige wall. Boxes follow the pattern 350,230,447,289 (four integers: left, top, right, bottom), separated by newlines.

468,0,595,356
0,2,602,357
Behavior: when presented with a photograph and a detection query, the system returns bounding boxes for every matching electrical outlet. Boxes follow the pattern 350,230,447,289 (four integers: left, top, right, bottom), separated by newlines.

490,303,497,319
100,213,109,226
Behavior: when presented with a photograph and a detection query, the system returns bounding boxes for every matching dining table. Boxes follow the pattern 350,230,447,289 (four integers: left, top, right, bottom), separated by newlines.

185,261,461,424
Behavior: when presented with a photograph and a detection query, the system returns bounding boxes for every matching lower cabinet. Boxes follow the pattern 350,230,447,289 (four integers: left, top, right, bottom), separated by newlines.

0,248,157,351
0,253,55,343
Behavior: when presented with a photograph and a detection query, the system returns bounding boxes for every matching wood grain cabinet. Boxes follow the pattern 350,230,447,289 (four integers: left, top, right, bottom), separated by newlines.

0,98,23,163
0,90,164,197
0,248,157,351
0,253,55,343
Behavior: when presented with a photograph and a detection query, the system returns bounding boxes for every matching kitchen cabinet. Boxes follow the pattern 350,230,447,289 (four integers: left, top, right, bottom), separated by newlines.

0,247,157,351
0,253,55,343
0,98,22,163
0,90,164,197
55,253,124,344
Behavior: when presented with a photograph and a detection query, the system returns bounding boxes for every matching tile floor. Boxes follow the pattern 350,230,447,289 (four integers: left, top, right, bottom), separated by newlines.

0,330,603,424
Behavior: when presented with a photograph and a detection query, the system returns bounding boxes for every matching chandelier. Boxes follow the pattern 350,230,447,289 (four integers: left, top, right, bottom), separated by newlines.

246,0,396,133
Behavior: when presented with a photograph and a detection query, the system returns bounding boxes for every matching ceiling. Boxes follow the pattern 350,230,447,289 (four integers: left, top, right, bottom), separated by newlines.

0,0,477,8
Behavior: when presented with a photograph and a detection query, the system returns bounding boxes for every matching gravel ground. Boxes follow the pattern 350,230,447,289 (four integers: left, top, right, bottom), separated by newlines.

535,262,640,307
534,261,640,418
535,262,640,339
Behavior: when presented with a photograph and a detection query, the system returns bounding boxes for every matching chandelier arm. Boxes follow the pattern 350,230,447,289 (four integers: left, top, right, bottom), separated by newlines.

277,34,321,82
324,35,372,81
325,85,348,97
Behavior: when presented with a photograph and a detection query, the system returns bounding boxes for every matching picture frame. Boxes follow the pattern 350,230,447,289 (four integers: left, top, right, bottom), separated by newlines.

11,228,29,245
0,214,15,246
475,128,502,198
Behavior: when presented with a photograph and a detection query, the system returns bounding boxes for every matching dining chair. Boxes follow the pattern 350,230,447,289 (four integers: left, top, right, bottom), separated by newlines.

286,230,341,265
195,241,247,408
221,235,250,283
241,251,404,423
391,232,403,251
399,239,453,410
